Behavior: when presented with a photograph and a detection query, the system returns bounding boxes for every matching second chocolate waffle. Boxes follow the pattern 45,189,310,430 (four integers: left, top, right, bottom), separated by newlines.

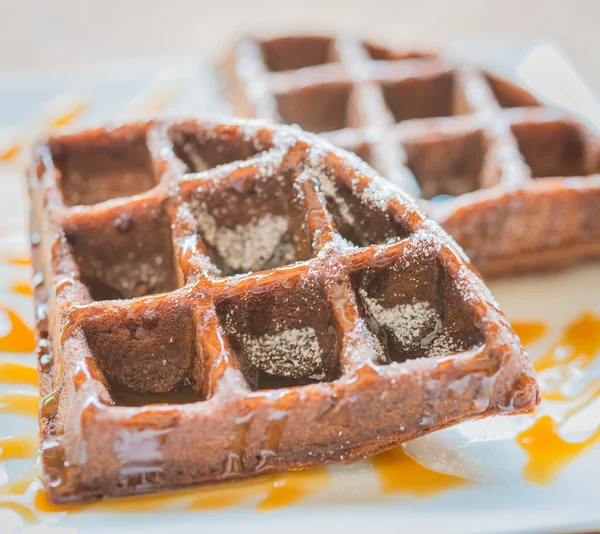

221,35,600,276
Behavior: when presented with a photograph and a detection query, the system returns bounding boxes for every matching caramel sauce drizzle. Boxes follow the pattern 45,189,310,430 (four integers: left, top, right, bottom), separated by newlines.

0,95,87,169
0,362,38,387
49,102,87,130
515,312,600,485
12,467,331,521
32,484,192,516
11,281,33,296
0,434,37,461
370,447,467,497
4,256,31,266
534,312,600,372
253,468,330,512
0,144,21,163
0,391,38,418
511,321,548,347
0,449,464,523
33,483,196,515
518,415,600,486
190,467,331,512
0,306,35,353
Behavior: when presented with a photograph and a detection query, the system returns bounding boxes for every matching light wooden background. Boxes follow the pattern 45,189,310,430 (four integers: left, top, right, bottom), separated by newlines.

1,0,597,90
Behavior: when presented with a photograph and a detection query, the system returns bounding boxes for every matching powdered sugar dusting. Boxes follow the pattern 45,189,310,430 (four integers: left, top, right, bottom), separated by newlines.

197,210,294,274
318,232,356,256
394,220,445,266
272,124,304,153
367,326,386,361
456,264,500,309
307,141,380,183
317,170,356,226
307,145,327,172
361,180,398,211
360,290,441,351
427,331,460,356
80,250,167,298
243,327,324,379
256,147,286,177
308,144,410,218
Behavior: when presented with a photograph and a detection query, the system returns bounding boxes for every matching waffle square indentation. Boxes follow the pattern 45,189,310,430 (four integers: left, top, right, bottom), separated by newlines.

218,273,341,390
50,125,158,206
64,198,179,301
261,37,336,72
404,130,489,199
275,83,353,133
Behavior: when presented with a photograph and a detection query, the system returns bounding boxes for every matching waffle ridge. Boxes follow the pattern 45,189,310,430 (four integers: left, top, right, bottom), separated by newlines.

30,118,539,502
221,35,600,276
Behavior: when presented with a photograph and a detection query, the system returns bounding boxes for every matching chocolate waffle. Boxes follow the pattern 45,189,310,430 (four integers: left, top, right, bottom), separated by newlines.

29,118,539,502
221,36,600,276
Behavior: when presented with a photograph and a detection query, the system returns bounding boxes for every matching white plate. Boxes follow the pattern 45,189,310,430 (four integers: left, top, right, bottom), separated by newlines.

0,42,599,534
